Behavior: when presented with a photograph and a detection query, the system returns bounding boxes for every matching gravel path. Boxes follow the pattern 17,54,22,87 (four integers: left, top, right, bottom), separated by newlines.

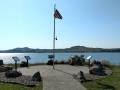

18,65,89,90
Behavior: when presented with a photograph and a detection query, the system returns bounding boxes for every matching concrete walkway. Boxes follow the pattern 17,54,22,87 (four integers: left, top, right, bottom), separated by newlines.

18,65,89,90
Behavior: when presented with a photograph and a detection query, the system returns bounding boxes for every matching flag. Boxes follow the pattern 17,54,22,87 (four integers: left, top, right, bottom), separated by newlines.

54,9,62,19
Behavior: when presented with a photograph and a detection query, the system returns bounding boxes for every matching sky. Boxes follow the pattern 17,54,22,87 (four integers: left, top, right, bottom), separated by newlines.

0,0,120,50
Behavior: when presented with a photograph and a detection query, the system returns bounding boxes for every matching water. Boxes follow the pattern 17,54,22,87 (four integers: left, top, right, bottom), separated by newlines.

0,53,120,65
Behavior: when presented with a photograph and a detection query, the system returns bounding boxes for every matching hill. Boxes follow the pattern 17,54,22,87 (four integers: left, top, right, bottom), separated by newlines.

0,46,120,53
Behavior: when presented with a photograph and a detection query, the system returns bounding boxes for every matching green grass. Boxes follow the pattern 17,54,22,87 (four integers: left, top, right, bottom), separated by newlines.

81,66,120,90
0,82,42,90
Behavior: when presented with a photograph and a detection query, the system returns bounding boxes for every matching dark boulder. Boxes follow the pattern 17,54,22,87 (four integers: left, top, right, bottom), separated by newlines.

77,71,85,79
89,60,105,76
74,58,83,66
47,60,53,65
32,71,41,81
20,61,28,67
69,55,84,66
5,70,22,77
91,60,103,68
0,60,3,66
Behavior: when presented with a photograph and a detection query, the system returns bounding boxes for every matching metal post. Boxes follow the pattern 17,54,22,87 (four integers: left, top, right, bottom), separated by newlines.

27,59,28,67
53,4,56,69
15,61,17,70
88,59,90,68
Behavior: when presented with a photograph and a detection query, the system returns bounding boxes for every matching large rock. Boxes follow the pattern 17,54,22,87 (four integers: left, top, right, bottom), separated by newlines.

0,65,13,72
74,58,82,66
5,70,22,77
89,60,105,76
47,60,53,65
70,59,82,66
77,71,85,79
90,60,103,68
69,60,75,66
32,71,41,81
0,60,13,72
69,55,84,66
20,61,28,67
0,60,3,66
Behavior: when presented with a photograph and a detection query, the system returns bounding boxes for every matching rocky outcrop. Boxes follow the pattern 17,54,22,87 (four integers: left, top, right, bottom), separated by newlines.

0,65,13,72
0,72,41,86
69,55,84,66
89,66,105,76
0,60,13,72
77,68,112,83
5,70,22,77
47,60,53,65
20,61,28,67
0,60,3,66
77,71,85,79
89,60,105,76
32,71,41,81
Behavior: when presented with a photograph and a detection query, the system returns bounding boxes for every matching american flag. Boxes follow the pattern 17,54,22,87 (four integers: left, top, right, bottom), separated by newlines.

54,9,62,19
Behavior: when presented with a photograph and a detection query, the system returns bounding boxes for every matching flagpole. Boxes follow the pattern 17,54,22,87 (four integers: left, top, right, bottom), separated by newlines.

53,4,56,69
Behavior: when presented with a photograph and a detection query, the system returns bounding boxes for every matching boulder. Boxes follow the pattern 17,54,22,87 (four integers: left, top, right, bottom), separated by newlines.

0,60,3,66
89,60,105,76
5,70,22,77
74,58,82,66
20,61,28,67
0,65,13,72
47,60,53,65
77,71,85,79
0,60,13,72
69,55,84,66
69,61,75,66
91,60,103,68
32,71,41,81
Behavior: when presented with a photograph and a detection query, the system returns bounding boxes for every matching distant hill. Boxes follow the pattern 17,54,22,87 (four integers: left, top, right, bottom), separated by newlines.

0,46,120,53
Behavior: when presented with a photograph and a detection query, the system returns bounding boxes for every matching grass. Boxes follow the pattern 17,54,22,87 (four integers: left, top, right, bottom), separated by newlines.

0,82,43,90
81,66,120,90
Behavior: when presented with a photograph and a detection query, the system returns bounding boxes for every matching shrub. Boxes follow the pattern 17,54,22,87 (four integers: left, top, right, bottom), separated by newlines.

60,60,65,64
101,60,110,67
54,60,58,64
67,59,72,64
82,61,88,65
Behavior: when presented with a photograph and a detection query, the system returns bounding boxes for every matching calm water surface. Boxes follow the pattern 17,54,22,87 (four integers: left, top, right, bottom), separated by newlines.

0,53,120,65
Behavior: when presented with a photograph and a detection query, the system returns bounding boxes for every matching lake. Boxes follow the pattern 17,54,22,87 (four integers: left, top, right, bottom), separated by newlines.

0,53,120,65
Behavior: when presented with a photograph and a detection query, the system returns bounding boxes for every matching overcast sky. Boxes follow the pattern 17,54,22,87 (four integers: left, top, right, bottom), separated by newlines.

0,0,120,50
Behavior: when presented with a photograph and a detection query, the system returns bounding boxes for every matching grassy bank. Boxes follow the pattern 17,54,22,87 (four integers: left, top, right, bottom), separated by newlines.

82,66,120,90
